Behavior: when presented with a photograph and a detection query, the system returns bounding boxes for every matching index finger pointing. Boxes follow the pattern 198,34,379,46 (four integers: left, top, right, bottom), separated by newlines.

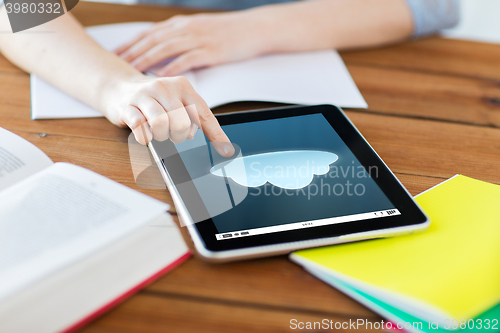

197,104,234,157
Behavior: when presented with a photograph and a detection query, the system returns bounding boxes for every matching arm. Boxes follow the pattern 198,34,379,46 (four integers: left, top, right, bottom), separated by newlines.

116,0,416,76
0,8,234,156
252,0,416,52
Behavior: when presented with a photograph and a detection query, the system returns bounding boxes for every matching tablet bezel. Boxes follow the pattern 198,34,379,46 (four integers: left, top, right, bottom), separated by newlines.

150,104,428,256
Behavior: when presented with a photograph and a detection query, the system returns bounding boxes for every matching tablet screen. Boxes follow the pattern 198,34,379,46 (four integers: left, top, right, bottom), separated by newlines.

164,112,400,242
210,113,398,240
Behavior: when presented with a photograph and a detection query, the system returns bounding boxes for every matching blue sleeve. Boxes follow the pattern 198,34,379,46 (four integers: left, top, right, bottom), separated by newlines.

404,0,460,37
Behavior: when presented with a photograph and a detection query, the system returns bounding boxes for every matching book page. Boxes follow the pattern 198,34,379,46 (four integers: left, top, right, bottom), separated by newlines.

0,127,53,192
0,162,170,303
193,50,367,109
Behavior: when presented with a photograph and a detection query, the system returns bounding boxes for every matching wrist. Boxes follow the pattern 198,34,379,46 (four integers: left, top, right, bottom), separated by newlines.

97,71,145,124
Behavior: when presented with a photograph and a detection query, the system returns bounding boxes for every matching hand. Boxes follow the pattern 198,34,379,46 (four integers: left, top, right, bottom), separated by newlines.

103,74,234,157
115,12,269,76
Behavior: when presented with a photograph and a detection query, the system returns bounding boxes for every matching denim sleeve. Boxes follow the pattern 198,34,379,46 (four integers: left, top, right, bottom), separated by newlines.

404,0,460,37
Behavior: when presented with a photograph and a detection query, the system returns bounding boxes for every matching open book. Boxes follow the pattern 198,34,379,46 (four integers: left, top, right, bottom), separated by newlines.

291,175,500,333
0,127,190,333
30,22,367,119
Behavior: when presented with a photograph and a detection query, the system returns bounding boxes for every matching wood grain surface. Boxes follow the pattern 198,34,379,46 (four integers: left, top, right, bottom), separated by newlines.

1,2,499,332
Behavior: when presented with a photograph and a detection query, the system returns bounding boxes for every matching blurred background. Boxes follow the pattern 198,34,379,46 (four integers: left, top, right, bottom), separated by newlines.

442,0,500,44
81,0,500,45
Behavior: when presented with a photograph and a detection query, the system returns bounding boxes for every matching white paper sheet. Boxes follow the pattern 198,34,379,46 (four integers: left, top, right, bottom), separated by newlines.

193,50,366,109
31,22,367,120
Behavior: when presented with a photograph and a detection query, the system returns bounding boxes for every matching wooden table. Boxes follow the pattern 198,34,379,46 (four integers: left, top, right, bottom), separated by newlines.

1,2,499,332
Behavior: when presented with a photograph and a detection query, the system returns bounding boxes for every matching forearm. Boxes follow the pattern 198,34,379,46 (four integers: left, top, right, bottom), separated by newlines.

247,0,414,53
0,7,233,154
0,8,142,114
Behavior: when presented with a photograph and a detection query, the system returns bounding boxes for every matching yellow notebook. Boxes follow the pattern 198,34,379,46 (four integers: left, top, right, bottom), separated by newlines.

291,175,500,324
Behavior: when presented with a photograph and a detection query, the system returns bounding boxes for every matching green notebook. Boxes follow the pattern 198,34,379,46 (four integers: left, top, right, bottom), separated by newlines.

291,175,500,331
309,268,499,333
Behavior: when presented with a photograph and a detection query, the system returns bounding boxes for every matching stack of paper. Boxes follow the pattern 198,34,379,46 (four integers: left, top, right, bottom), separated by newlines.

291,175,500,333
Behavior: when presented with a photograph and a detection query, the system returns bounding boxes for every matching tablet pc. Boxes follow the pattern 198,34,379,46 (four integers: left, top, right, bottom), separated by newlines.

149,104,429,262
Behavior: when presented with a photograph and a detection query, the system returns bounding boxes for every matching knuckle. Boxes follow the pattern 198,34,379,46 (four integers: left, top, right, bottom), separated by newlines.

198,106,214,122
172,76,191,88
149,33,163,45
127,115,144,130
149,114,169,129
148,79,168,92
127,92,144,105
139,54,152,64
184,52,198,62
170,121,191,133
210,131,226,143
169,116,191,132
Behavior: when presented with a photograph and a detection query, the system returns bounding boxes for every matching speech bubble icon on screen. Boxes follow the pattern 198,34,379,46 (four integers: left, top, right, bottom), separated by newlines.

210,151,338,190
